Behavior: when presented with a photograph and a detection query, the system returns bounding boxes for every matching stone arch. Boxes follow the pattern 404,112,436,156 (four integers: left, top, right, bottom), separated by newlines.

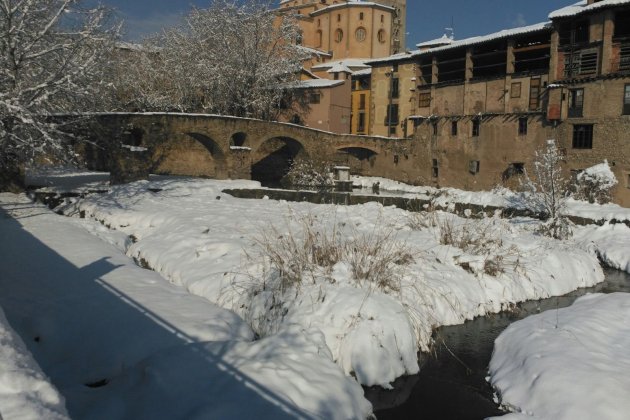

336,147,378,173
154,131,227,178
230,132,247,148
122,126,145,147
251,136,307,186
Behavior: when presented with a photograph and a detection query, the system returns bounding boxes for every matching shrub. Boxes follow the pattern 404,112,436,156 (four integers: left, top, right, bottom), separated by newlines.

252,211,414,292
282,157,334,190
573,160,618,204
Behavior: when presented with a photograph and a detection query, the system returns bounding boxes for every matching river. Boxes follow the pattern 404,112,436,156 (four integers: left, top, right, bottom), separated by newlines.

366,268,630,419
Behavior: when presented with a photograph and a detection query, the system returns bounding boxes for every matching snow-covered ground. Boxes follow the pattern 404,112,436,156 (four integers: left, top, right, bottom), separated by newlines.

53,178,609,388
0,193,370,419
3,171,629,417
489,293,630,420
352,175,630,222
0,306,69,420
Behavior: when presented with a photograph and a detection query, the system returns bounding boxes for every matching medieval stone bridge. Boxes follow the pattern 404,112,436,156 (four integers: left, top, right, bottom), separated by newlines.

86,113,425,185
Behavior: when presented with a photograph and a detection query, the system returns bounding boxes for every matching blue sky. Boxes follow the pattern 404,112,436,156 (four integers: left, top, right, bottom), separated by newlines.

102,0,573,48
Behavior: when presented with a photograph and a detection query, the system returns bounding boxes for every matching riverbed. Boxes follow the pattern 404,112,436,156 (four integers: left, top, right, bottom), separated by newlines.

367,268,630,419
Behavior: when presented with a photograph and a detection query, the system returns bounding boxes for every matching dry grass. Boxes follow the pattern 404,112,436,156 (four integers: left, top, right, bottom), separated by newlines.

252,211,414,293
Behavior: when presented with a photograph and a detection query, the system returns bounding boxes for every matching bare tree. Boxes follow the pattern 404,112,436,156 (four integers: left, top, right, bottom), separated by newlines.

115,0,308,119
520,140,573,239
0,0,119,190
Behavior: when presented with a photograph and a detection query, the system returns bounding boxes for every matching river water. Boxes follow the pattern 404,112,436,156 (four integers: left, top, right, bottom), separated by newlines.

365,268,630,419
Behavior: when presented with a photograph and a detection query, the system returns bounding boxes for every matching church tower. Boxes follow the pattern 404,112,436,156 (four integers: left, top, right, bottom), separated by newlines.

373,0,406,53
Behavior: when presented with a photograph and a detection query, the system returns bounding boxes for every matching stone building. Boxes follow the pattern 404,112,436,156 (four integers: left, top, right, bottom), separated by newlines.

275,0,406,135
366,0,630,206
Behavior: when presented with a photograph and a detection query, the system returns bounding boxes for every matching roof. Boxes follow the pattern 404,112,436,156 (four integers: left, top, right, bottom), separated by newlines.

312,58,370,71
416,34,455,48
368,21,552,65
549,0,630,19
310,1,394,16
286,79,346,89
296,45,332,58
352,68,372,77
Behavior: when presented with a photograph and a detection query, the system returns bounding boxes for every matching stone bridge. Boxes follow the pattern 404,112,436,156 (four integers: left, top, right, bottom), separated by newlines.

84,113,424,185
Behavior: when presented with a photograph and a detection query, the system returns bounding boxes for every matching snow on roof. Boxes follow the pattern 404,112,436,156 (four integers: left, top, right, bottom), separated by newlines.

296,45,332,58
310,1,394,16
352,68,372,77
312,58,370,70
549,0,630,19
368,21,552,65
287,79,346,89
416,34,454,48
327,63,353,73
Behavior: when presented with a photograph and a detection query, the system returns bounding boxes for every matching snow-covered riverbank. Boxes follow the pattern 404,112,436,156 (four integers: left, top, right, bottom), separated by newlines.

57,179,607,388
3,173,630,418
489,292,630,420
0,193,370,419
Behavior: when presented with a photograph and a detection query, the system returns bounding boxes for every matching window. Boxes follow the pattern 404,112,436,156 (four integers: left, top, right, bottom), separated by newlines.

451,121,458,136
529,78,541,110
469,160,480,174
357,113,366,133
624,84,630,115
355,27,367,42
432,159,439,178
391,78,399,98
335,29,343,43
502,162,525,181
569,88,584,117
518,117,528,135
572,124,593,149
359,12,364,20
378,29,387,43
381,14,384,23
309,93,321,104
511,82,522,98
359,94,366,110
418,91,431,107
385,104,399,125
564,48,599,78
337,14,341,22
432,121,438,136
472,119,480,137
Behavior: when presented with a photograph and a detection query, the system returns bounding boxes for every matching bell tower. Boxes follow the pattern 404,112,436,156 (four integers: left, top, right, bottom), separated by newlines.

374,0,407,53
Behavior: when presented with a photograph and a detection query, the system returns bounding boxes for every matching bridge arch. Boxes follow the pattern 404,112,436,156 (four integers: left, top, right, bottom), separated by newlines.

154,131,228,178
252,136,307,186
336,146,378,172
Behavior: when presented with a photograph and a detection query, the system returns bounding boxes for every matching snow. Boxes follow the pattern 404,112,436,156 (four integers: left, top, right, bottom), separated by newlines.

0,306,69,420
577,160,618,189
369,22,552,65
352,175,630,222
575,223,630,273
489,292,630,420
0,193,370,419
287,78,346,89
549,0,630,19
53,178,605,389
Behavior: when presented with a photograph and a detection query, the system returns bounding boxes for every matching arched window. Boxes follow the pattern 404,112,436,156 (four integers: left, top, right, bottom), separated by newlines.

378,29,387,43
355,27,367,42
335,28,343,43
